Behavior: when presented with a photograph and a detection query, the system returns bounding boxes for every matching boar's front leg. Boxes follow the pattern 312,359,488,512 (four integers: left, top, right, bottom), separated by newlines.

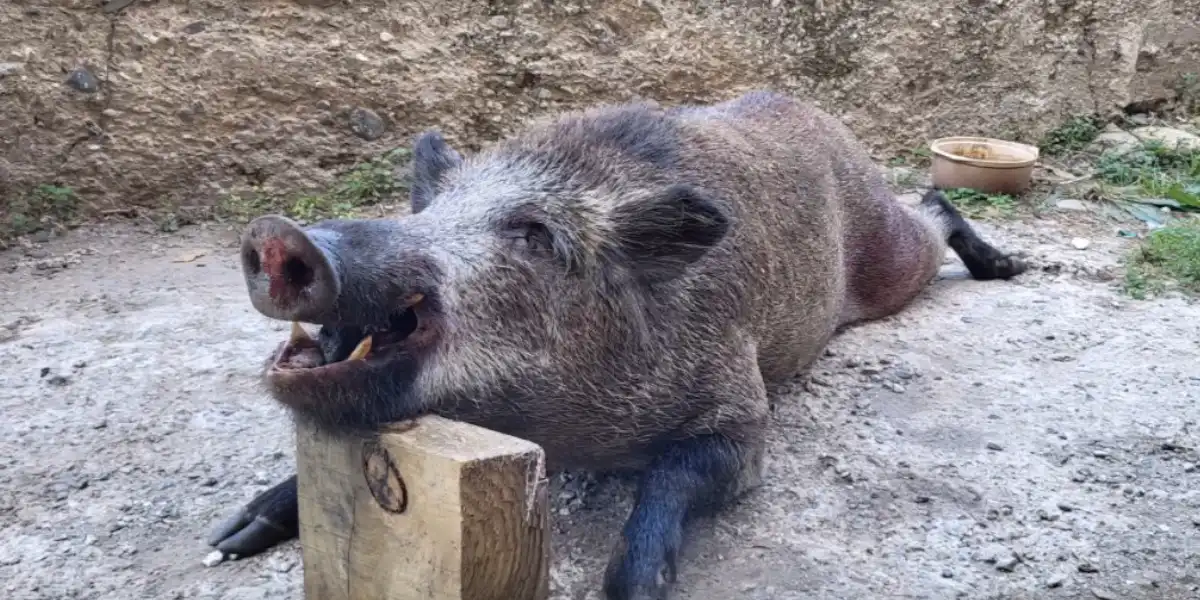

602,432,764,600
207,475,299,557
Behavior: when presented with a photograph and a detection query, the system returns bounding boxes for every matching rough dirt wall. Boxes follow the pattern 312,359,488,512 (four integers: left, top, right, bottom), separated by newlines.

1,0,1198,213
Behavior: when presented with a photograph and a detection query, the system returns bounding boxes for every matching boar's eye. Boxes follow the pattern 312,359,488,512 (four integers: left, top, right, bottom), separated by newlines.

504,221,554,254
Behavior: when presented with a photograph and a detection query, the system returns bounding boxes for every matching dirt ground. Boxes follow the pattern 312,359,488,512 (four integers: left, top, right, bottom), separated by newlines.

1,204,1198,600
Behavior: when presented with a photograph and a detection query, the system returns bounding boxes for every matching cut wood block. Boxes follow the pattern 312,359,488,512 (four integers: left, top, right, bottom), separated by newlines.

295,415,550,600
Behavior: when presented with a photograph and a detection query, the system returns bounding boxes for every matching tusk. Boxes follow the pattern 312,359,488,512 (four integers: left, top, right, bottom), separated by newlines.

348,335,373,361
290,321,311,344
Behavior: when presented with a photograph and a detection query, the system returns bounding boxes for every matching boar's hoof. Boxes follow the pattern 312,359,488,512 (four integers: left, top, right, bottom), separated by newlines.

206,475,299,558
603,541,677,600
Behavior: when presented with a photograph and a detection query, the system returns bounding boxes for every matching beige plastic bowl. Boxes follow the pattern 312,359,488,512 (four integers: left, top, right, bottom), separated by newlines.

929,136,1040,195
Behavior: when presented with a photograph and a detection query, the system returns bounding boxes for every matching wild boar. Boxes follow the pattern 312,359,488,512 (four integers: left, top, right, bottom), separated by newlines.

207,90,1026,600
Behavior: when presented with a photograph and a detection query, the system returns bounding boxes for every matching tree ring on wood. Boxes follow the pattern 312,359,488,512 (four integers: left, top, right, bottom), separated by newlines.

362,440,407,514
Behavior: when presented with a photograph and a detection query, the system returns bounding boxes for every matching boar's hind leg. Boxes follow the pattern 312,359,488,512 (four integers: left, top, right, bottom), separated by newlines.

603,434,761,600
207,474,299,557
922,189,1028,280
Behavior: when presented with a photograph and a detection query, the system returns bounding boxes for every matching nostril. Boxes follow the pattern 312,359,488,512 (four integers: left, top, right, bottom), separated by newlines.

284,257,314,288
244,248,262,275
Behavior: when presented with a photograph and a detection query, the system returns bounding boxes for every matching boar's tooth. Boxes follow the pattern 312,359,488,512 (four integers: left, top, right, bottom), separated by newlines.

348,335,373,361
290,321,311,344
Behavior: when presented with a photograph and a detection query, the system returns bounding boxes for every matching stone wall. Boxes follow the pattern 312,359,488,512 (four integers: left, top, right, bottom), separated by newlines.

1,0,1198,213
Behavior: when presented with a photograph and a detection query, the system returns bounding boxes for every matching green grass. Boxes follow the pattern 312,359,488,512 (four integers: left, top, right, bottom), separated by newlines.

217,147,412,224
1124,219,1200,298
1040,114,1105,156
887,145,933,168
1093,140,1200,210
943,187,1019,219
1,184,82,242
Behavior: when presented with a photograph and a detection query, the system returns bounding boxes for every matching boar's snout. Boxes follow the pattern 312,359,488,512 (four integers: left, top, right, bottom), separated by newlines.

240,215,340,323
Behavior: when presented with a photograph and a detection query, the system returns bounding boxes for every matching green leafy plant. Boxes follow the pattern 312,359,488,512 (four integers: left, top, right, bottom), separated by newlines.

943,187,1018,219
1124,219,1200,299
2,184,82,241
218,147,412,224
1094,140,1200,210
1040,115,1105,156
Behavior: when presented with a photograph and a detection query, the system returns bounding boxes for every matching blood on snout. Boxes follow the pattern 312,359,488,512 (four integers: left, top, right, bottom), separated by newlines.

259,237,294,303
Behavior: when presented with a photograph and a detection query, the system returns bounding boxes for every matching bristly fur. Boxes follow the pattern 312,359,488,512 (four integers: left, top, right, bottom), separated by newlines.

231,90,1027,600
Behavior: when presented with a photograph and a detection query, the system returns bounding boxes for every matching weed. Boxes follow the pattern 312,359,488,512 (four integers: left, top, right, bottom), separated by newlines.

943,187,1018,219
1040,115,1105,156
1094,140,1200,209
217,147,411,224
1124,219,1200,298
887,146,933,167
2,184,82,240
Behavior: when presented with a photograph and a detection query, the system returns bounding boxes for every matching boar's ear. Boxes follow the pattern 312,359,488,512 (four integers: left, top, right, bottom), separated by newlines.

610,183,731,284
410,130,463,214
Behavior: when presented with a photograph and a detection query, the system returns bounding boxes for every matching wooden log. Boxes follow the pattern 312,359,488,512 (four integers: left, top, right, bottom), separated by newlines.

294,415,550,600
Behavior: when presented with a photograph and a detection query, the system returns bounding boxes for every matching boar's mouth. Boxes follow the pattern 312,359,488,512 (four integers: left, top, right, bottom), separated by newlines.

267,293,426,380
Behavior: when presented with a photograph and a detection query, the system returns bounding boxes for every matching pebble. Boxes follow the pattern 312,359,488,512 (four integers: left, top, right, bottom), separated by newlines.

995,553,1020,572
66,67,100,93
0,62,23,77
1071,237,1091,250
201,550,225,567
379,31,394,42
941,569,954,578
1047,573,1067,588
1077,562,1099,573
348,107,386,141
885,382,905,393
1091,588,1117,600
1037,501,1061,521
1055,199,1088,211
986,442,1004,451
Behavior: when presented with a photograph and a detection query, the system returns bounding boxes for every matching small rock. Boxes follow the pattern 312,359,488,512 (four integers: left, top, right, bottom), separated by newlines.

1071,237,1091,250
1089,126,1141,154
1056,501,1076,512
201,550,225,567
0,62,23,77
885,382,905,393
996,553,1020,572
986,442,1004,451
488,15,510,28
941,569,954,579
1078,562,1099,573
348,107,386,141
182,21,207,34
46,374,71,387
1055,199,1088,211
267,556,296,573
1091,588,1118,600
1130,125,1200,151
379,31,395,42
66,67,100,93
1037,501,1061,521
1047,573,1067,588
1092,450,1110,458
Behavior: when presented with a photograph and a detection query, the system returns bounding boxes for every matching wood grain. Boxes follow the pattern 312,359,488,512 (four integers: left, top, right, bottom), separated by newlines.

295,415,550,600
